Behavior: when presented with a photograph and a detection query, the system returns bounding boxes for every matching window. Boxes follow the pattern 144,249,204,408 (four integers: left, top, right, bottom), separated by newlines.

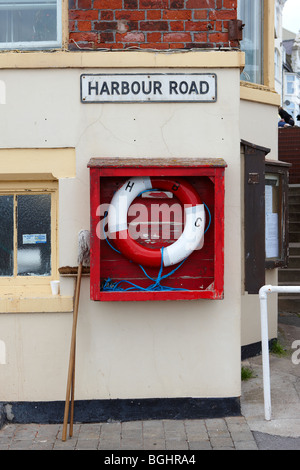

286,75,295,95
0,183,58,286
0,0,62,50
265,162,290,269
238,0,264,84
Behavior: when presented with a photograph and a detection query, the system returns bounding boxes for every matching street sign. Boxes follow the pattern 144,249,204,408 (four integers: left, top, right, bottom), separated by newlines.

81,73,217,103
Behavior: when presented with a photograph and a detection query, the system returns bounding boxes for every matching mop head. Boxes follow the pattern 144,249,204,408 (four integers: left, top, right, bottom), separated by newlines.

78,230,90,267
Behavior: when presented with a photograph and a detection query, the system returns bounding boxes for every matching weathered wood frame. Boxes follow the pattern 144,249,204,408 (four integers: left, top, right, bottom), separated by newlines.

265,160,290,270
88,158,226,302
242,140,290,294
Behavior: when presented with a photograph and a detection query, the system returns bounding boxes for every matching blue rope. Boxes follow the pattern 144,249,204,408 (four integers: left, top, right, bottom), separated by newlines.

203,203,211,234
102,246,188,292
101,202,211,292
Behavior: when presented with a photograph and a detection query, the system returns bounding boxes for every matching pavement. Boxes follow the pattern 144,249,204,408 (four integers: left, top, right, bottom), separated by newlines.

241,312,300,450
0,313,300,451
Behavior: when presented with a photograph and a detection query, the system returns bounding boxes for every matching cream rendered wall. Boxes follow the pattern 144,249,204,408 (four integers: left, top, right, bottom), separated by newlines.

0,67,242,401
240,98,279,347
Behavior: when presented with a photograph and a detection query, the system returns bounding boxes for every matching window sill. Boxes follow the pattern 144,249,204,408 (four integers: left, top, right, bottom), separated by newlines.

240,81,281,106
0,294,73,313
0,49,245,70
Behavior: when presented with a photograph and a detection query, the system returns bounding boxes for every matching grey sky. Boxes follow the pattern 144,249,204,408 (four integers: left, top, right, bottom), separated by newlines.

283,0,300,34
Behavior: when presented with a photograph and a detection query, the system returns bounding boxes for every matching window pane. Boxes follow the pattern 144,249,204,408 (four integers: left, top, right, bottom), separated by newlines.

238,0,264,84
0,0,57,45
17,194,51,276
0,195,14,276
287,76,295,95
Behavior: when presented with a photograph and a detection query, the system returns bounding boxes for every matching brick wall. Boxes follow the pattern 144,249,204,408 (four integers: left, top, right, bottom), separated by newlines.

69,0,238,50
279,127,300,184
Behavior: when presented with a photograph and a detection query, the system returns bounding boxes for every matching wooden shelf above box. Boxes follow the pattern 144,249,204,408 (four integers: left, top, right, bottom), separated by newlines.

88,158,227,302
88,157,227,169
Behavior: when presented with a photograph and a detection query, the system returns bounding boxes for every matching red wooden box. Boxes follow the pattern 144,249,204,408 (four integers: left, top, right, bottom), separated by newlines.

88,158,226,301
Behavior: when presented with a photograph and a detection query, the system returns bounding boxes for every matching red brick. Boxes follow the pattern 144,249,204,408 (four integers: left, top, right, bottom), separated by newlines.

169,43,185,48
101,32,115,42
170,0,185,7
117,32,145,42
93,0,122,8
101,11,114,20
69,31,99,42
147,32,162,42
115,11,145,21
140,21,169,31
185,21,209,31
69,9,99,20
170,21,184,31
139,42,169,49
124,0,138,8
194,32,208,41
223,0,237,8
163,10,192,20
214,20,223,32
146,10,162,20
214,10,236,20
77,20,92,31
186,0,215,7
77,0,91,8
94,21,118,31
208,31,229,42
193,10,207,20
163,32,191,42
140,0,168,8
123,20,139,31
69,0,238,50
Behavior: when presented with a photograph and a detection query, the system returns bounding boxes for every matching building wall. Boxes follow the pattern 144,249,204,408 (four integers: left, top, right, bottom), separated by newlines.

0,0,282,415
69,0,239,50
274,0,287,97
0,64,243,402
240,98,279,347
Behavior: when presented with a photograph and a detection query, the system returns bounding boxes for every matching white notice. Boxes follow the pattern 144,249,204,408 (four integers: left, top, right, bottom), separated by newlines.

265,213,278,258
23,234,47,244
265,185,273,214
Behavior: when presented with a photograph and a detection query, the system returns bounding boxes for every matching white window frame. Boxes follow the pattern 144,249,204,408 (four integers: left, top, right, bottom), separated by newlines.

274,48,280,81
0,0,62,50
286,74,295,96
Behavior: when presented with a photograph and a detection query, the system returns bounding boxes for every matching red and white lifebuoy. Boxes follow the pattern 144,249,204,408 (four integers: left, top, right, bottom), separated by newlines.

107,177,205,268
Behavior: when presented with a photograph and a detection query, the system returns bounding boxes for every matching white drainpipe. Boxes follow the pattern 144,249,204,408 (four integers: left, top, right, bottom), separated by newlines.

259,285,300,421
